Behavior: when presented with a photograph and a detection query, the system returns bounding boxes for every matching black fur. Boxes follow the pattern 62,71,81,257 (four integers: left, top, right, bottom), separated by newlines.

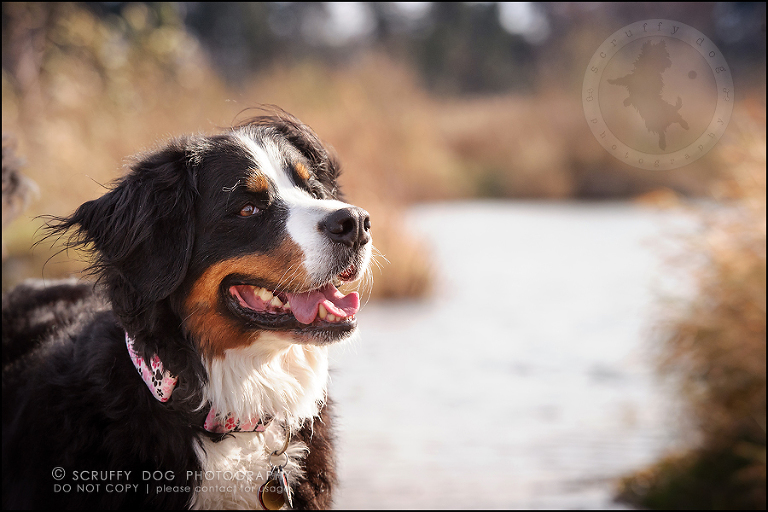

3,283,203,509
2,112,343,509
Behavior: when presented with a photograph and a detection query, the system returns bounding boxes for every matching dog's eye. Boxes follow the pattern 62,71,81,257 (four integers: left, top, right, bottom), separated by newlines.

238,204,259,217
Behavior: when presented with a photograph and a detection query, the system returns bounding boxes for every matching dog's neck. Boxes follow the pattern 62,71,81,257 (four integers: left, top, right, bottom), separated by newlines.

202,334,330,432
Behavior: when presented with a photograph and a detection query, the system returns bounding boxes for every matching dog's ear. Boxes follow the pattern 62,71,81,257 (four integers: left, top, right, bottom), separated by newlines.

47,139,198,314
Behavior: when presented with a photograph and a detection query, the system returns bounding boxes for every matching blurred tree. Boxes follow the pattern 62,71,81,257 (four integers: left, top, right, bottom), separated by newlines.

175,2,538,93
390,2,536,94
2,3,60,115
2,2,194,119
4,2,764,97
184,2,276,83
183,2,334,84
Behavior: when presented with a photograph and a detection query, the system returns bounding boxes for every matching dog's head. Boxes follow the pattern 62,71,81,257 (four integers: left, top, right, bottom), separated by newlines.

49,111,372,362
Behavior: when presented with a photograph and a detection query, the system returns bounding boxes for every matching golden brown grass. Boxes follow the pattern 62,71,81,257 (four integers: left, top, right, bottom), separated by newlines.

617,105,766,509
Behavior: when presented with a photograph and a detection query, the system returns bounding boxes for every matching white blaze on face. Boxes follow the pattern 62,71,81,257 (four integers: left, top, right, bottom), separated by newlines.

235,133,368,286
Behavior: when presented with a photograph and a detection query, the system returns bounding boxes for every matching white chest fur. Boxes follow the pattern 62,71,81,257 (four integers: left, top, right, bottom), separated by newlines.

191,337,328,509
190,430,307,509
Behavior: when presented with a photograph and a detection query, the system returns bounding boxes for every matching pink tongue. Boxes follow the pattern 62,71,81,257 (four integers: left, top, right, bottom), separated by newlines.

287,283,359,325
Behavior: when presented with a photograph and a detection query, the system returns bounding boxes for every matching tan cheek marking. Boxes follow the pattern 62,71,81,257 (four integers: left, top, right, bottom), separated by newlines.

246,171,269,193
294,162,311,181
183,238,312,359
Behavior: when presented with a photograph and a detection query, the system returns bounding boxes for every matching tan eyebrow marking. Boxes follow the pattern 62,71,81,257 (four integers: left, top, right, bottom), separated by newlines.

246,170,269,193
294,162,311,182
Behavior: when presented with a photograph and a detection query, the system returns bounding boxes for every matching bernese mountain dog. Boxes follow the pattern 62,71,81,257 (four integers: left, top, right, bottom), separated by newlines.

2,110,372,509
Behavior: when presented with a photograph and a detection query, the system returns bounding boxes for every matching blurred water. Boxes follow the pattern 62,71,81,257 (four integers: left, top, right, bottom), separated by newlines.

329,201,696,509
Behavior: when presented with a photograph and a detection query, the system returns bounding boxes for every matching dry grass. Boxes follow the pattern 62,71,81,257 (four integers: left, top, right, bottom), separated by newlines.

617,106,766,509
435,91,733,199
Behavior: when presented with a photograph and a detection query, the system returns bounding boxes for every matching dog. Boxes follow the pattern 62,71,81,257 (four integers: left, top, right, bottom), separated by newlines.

608,39,689,150
2,110,372,509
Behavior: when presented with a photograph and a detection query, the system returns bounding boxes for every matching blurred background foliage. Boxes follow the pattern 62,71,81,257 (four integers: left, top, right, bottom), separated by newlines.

618,115,765,509
2,2,766,508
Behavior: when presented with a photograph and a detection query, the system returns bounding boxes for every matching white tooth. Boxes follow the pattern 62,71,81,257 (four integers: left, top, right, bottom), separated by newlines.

284,301,291,310
269,296,283,308
259,288,273,302
318,304,327,319
327,314,336,322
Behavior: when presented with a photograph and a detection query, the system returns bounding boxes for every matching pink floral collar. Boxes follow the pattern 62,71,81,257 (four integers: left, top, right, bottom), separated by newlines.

125,333,270,433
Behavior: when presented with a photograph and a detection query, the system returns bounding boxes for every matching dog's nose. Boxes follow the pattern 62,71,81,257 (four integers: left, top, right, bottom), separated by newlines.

322,207,371,248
